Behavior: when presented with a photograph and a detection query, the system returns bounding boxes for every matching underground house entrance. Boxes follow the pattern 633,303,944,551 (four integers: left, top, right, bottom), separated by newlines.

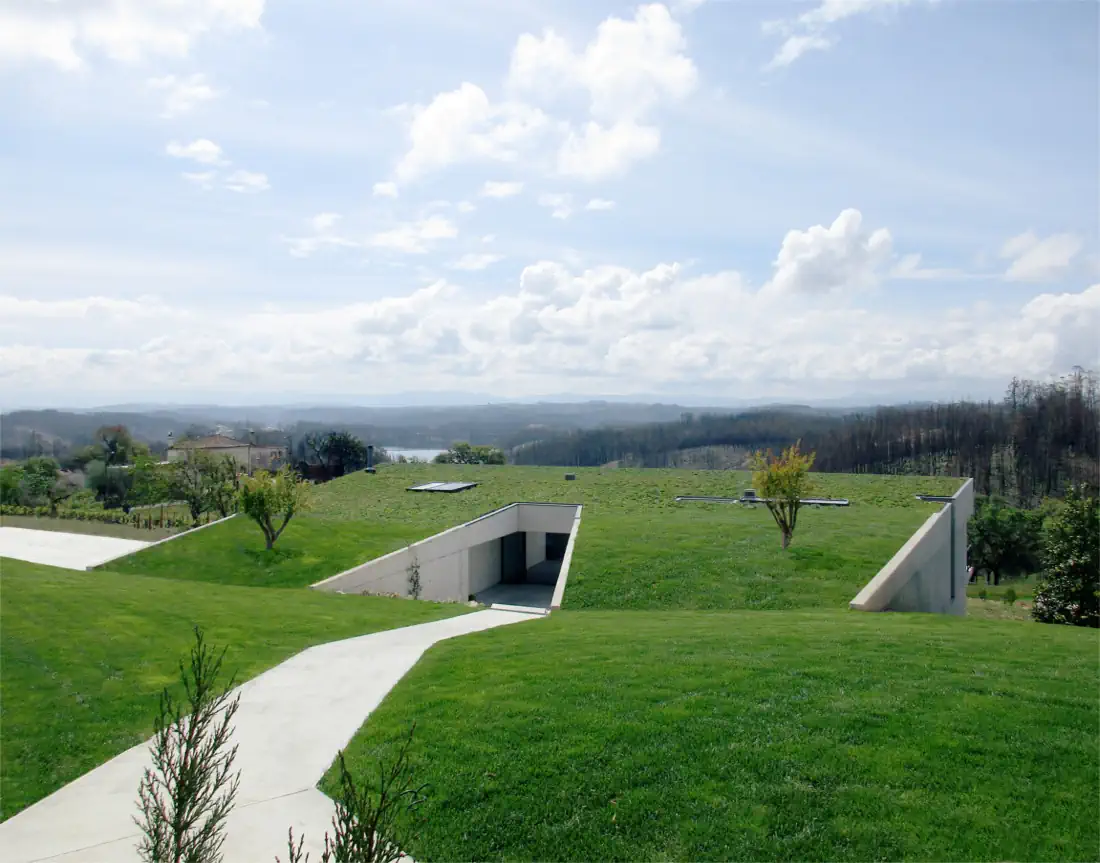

311,503,582,614
471,528,572,612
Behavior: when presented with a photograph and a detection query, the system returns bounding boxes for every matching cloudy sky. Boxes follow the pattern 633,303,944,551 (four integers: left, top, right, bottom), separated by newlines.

1,0,1097,408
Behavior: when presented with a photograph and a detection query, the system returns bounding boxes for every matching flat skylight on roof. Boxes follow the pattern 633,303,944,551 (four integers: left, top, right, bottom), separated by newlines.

407,481,479,493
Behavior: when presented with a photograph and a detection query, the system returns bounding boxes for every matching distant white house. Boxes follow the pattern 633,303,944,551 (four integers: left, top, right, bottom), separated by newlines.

166,435,286,472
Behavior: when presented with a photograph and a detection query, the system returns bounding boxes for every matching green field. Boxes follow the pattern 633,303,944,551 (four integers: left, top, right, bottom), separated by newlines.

6,464,1097,861
0,559,467,820
105,465,961,609
327,609,1100,862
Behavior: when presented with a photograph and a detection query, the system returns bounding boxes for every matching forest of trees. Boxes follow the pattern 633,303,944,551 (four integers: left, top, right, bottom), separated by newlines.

513,369,1099,506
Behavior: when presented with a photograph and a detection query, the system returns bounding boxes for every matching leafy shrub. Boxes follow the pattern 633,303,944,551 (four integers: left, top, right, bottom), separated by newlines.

1032,486,1099,628
1003,587,1018,605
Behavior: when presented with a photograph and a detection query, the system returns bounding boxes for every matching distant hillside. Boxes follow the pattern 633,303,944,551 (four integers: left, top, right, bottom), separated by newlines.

510,370,1099,506
0,401,714,460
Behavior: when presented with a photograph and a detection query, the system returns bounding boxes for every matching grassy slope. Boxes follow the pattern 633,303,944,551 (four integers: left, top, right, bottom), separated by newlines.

105,465,961,609
328,610,1100,862
0,559,467,820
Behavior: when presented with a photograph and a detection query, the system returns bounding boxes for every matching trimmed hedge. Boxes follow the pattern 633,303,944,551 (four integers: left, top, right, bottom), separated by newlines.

0,505,219,532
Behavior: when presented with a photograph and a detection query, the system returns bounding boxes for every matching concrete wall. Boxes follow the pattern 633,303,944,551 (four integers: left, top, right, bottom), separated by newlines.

468,538,503,595
526,531,546,569
850,479,975,615
519,505,577,534
311,503,582,604
550,506,584,611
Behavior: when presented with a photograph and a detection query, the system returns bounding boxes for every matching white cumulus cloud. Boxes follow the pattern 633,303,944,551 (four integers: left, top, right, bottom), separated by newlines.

767,208,893,295
508,3,697,180
392,83,551,182
372,181,399,198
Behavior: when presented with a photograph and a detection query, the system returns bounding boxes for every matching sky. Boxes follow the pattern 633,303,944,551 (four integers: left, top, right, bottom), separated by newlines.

0,0,1097,409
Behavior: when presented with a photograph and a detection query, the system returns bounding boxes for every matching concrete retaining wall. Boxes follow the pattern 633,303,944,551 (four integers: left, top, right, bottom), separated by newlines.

550,505,583,611
850,479,974,615
311,503,582,605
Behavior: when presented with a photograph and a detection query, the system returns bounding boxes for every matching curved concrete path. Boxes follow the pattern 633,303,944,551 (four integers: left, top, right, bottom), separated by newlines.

0,609,537,862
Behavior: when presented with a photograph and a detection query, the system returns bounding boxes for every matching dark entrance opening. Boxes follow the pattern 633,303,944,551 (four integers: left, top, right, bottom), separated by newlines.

500,531,527,584
546,532,569,562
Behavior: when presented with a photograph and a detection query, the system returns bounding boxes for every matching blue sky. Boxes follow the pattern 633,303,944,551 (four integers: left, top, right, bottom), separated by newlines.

0,0,1097,407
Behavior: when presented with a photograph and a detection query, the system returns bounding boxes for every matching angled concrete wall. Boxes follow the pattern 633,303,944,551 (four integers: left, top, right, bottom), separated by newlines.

311,503,582,605
550,505,584,611
850,479,974,615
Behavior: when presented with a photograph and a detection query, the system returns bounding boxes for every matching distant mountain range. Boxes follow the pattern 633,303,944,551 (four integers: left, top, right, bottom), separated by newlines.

0,397,934,460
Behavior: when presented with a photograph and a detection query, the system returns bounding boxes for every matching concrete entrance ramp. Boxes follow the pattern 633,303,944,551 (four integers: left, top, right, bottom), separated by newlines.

312,502,583,611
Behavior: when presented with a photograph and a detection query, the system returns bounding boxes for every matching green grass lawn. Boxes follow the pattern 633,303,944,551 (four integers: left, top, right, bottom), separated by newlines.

328,609,1100,862
105,465,960,609
967,574,1038,601
966,597,1034,621
0,558,468,821
0,513,176,541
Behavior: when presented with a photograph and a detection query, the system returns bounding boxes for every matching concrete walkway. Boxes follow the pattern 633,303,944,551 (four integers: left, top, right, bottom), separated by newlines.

0,527,150,571
0,609,538,862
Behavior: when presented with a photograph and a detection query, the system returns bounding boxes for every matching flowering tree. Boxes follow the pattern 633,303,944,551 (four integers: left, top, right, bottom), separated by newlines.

750,441,817,550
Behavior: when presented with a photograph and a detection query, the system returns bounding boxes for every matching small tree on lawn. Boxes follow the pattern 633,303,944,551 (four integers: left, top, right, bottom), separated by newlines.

750,441,816,550
239,466,312,550
135,626,241,863
1032,486,1099,628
